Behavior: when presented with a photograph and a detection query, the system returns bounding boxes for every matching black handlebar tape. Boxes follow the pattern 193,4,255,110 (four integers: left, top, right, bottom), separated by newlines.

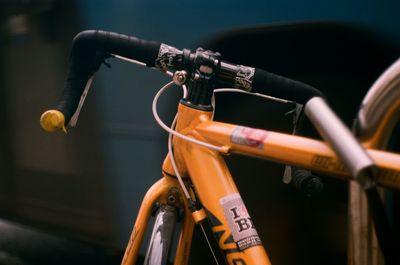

252,68,325,105
57,30,161,124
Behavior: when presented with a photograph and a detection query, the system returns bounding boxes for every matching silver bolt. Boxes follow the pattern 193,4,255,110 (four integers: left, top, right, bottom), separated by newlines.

173,71,187,85
168,195,176,204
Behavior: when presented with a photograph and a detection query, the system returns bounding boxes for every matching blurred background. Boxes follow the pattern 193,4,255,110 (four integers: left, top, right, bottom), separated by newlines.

1,0,400,264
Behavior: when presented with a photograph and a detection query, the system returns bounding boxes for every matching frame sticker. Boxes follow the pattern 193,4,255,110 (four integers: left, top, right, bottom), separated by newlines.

231,126,268,149
220,193,262,251
311,155,348,173
155,44,181,72
235,65,255,91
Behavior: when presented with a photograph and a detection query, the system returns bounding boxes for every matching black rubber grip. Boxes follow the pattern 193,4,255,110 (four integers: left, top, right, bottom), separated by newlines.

252,68,324,105
56,30,161,124
292,168,323,197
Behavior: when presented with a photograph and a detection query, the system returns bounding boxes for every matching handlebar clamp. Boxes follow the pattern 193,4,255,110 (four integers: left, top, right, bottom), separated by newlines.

180,48,221,110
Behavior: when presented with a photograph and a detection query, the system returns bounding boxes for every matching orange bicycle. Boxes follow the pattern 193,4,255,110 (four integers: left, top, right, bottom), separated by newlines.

40,30,400,265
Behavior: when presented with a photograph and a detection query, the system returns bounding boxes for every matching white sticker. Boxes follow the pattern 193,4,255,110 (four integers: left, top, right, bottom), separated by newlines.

220,193,262,251
155,44,181,72
235,65,255,91
231,126,268,149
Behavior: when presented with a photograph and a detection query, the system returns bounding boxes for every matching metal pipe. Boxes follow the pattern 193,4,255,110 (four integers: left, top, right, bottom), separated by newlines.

304,97,375,188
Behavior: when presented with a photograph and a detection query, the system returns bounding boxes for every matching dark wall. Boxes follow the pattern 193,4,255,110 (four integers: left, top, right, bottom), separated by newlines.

0,1,114,246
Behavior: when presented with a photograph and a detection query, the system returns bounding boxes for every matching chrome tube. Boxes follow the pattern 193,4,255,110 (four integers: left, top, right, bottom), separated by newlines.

305,97,375,188
144,204,177,265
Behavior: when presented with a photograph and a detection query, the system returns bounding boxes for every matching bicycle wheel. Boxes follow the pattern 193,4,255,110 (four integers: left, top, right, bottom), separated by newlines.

350,58,400,265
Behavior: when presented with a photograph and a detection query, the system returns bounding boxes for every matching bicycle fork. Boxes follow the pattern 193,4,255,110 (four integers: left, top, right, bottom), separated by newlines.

121,177,193,265
144,204,178,265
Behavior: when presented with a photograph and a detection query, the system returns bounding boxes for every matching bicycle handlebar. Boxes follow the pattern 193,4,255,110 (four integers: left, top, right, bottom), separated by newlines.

40,30,323,132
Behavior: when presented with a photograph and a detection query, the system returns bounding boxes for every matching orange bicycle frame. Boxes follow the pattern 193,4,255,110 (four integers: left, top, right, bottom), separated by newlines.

38,30,400,265
121,101,400,265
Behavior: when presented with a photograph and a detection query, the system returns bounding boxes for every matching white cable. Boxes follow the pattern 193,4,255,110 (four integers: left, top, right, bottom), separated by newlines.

152,81,224,152
68,75,95,127
182,84,188,98
153,84,295,154
168,115,191,200
214,88,290,103
165,94,220,265
111,54,174,77
111,54,146,66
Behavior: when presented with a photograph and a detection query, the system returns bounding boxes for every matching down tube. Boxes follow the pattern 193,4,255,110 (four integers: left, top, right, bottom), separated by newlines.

182,143,272,265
